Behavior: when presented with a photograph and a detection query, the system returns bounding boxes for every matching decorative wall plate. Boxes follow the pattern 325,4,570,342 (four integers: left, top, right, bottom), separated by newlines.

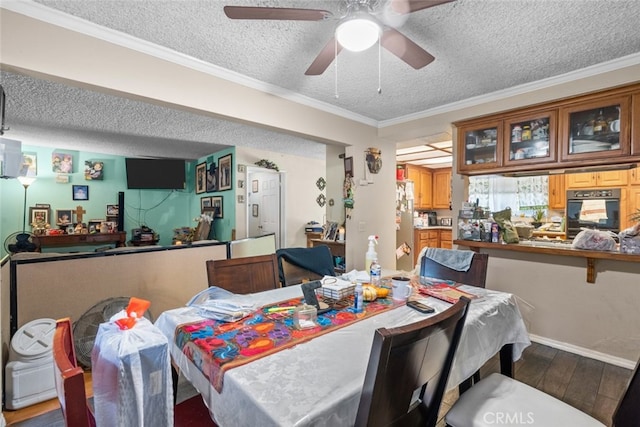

316,177,326,191
316,194,326,207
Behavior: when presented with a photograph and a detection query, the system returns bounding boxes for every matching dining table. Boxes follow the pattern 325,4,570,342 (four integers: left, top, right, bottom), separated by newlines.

155,282,531,427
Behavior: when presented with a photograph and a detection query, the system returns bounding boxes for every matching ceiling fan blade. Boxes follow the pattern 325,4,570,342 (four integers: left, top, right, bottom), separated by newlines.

390,0,456,15
223,6,332,21
380,28,435,69
305,37,343,76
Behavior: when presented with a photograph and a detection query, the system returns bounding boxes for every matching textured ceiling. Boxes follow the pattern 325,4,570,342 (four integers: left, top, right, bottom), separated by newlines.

1,0,640,162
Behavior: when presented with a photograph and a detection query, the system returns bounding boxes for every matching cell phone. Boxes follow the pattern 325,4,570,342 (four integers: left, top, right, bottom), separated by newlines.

406,300,435,314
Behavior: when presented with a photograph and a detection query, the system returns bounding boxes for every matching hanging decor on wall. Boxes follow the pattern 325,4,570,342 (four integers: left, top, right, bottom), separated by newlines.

365,147,382,174
343,175,355,219
255,159,279,171
316,194,326,207
316,177,326,191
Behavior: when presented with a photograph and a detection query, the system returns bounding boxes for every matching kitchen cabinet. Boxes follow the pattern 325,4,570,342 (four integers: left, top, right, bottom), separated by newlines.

432,168,452,209
457,120,503,173
440,229,453,249
406,164,433,209
413,229,439,265
455,82,640,176
559,94,631,162
566,170,628,189
503,109,558,167
548,174,565,209
625,187,640,230
630,166,640,185
633,93,640,156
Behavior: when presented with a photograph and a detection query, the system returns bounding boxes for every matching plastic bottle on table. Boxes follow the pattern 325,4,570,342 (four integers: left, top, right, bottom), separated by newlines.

369,259,381,287
365,235,378,272
354,282,364,313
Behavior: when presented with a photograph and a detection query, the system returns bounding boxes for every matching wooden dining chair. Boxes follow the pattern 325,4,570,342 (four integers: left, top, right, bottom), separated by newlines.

276,246,336,287
420,251,489,289
206,253,280,294
420,250,489,393
355,297,471,427
53,317,96,427
445,356,640,427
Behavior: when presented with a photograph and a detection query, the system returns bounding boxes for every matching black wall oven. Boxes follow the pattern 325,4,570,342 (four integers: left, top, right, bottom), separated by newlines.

566,188,621,239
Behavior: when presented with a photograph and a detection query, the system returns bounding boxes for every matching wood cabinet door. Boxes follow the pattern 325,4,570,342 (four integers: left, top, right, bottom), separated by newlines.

439,229,453,249
559,94,631,163
548,175,565,209
420,169,433,209
432,169,452,209
566,172,597,188
596,170,628,187
457,120,503,173
503,109,558,167
406,165,422,207
630,166,640,185
625,187,640,230
632,93,640,156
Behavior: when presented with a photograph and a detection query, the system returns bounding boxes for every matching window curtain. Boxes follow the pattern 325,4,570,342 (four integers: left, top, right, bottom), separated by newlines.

469,175,548,215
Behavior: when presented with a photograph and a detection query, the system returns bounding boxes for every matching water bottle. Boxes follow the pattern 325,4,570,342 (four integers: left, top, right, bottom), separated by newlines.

369,259,381,287
354,282,364,313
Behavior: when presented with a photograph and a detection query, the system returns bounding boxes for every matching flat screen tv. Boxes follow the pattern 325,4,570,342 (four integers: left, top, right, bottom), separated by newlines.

125,158,186,190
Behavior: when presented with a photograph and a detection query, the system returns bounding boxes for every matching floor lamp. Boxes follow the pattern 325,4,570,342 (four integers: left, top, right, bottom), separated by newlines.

13,176,37,252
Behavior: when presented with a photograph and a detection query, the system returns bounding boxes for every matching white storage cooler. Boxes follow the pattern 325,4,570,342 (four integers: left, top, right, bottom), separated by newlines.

4,318,57,410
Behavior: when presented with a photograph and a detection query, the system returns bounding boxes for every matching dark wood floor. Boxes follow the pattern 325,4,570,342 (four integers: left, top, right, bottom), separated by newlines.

3,342,632,426
437,341,632,427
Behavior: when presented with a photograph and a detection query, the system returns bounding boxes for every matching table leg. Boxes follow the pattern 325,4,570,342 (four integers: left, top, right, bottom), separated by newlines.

499,343,514,378
171,364,179,405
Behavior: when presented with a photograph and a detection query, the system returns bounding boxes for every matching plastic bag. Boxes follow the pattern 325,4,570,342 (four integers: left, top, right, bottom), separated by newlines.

619,224,640,254
92,303,173,427
493,208,519,244
187,286,257,322
571,229,616,251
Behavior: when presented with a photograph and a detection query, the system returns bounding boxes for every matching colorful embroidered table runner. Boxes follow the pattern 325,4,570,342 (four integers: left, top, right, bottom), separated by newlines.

175,296,397,392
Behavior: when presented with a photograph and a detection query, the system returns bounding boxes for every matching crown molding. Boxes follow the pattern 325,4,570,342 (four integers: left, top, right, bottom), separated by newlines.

380,52,640,129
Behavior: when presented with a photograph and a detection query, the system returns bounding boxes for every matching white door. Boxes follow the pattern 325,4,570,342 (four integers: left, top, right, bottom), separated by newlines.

247,169,283,248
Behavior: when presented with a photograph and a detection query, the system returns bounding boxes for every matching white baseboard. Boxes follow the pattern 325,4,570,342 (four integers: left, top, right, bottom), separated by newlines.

529,334,636,370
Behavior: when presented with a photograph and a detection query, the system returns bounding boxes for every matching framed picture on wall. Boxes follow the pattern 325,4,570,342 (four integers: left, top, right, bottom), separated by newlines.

106,204,119,216
207,163,218,192
344,156,354,178
211,196,223,218
200,196,212,213
72,185,89,201
56,209,73,226
218,154,232,191
29,206,50,227
195,162,207,194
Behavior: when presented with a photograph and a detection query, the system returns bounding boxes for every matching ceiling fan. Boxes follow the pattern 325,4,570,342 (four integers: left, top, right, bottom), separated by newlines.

223,0,455,75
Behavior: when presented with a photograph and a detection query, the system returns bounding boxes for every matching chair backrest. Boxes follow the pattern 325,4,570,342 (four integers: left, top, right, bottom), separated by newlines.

420,252,489,288
355,297,471,427
206,253,280,294
53,317,96,427
229,233,276,258
612,357,640,426
276,246,336,287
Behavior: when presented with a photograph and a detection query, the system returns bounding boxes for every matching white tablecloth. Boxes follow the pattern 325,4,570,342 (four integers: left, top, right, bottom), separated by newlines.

155,285,530,427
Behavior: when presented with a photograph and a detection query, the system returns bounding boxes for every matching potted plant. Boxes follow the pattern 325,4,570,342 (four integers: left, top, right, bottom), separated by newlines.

531,208,545,228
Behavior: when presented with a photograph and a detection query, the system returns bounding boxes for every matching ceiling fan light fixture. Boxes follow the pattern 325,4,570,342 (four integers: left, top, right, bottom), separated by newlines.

335,14,380,52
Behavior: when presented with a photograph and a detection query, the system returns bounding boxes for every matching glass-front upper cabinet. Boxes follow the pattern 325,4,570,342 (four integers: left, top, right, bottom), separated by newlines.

503,110,557,167
457,120,502,173
559,95,631,162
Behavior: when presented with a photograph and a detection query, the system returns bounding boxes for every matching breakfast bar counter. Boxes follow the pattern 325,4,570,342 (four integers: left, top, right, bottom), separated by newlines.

454,239,640,283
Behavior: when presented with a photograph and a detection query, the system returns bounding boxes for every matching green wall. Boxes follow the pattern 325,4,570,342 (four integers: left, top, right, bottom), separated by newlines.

1,145,236,256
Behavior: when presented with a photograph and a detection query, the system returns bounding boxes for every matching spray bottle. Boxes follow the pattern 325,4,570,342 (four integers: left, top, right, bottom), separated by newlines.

365,235,378,273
